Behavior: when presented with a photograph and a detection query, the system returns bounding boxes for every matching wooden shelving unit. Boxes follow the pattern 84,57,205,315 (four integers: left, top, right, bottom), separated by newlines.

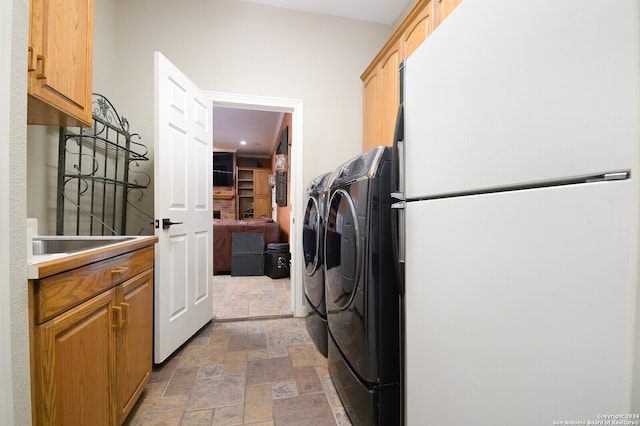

236,167,272,219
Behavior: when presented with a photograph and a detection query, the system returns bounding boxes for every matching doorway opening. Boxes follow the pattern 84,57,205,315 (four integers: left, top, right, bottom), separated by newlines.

207,91,305,321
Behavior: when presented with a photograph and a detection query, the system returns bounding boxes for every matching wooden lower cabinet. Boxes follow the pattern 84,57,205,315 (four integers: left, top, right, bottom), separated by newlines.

29,246,154,425
34,289,115,425
117,269,153,422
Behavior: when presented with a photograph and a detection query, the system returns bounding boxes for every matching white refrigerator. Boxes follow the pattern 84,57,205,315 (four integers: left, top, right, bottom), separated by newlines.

398,0,640,424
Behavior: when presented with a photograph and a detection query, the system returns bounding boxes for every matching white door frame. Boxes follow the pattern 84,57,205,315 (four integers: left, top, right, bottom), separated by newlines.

205,91,305,317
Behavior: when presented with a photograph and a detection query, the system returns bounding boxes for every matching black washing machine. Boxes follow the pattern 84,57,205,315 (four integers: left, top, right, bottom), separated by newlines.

302,172,334,357
324,146,402,425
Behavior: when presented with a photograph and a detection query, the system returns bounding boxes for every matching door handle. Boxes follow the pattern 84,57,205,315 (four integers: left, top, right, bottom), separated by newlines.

159,218,183,229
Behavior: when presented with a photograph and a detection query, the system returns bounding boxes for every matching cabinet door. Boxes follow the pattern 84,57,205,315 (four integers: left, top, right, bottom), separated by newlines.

254,169,271,197
33,289,116,426
380,42,402,148
403,0,434,58
362,71,382,151
435,0,463,26
253,196,273,219
117,269,153,423
27,0,94,126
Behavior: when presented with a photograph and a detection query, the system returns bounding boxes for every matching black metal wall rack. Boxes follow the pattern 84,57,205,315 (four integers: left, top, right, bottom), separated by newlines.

56,94,150,236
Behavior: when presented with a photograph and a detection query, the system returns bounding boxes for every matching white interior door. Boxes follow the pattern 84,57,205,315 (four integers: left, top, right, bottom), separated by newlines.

154,51,213,363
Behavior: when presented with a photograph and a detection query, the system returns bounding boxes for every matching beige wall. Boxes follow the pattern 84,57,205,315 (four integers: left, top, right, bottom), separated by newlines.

114,0,392,223
272,113,293,242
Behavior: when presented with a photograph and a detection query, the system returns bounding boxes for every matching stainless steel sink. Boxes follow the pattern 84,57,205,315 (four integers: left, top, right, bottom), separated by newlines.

32,236,135,255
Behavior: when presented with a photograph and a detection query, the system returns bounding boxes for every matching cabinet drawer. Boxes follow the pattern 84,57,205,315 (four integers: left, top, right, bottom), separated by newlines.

32,246,154,324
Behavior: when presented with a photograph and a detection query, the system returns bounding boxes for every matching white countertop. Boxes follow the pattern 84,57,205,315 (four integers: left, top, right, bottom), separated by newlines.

27,235,157,279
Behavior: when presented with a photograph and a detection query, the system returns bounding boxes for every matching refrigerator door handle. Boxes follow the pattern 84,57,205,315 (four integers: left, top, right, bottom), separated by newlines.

391,105,405,295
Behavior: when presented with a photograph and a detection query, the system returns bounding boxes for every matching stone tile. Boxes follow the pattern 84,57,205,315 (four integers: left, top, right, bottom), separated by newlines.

267,344,289,359
272,394,336,426
271,380,298,399
212,405,243,425
212,274,292,321
141,382,167,399
209,329,231,350
181,409,214,425
247,348,269,361
197,364,223,380
213,321,247,333
187,374,245,410
124,395,188,426
222,351,247,375
244,384,272,423
247,321,267,334
333,408,353,426
285,332,307,346
249,300,280,317
321,376,343,410
149,356,181,384
267,334,287,348
164,366,198,397
227,332,267,351
187,335,211,347
178,346,226,368
246,357,294,385
315,364,330,379
287,344,326,367
294,365,324,395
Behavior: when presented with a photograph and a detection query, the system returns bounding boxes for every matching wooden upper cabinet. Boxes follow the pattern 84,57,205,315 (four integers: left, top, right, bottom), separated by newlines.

380,42,402,148
362,71,382,151
435,0,463,26
362,42,401,152
361,0,462,151
402,1,435,58
28,0,94,127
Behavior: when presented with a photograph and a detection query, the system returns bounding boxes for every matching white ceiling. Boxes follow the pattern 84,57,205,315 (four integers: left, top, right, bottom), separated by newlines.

240,0,413,25
213,107,284,157
213,0,413,158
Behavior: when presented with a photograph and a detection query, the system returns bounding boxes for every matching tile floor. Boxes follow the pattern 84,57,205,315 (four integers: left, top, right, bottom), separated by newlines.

125,275,352,426
212,274,293,321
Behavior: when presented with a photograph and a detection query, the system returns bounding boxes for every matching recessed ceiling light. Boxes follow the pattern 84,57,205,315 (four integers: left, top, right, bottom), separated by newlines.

240,140,247,145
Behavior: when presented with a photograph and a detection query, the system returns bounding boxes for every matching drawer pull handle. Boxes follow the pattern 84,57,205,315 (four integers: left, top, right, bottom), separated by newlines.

121,302,130,327
28,47,35,71
35,55,46,79
112,306,123,329
110,266,129,276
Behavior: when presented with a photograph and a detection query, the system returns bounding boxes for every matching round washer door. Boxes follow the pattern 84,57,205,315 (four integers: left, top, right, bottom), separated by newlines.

324,188,361,312
303,196,321,276
302,195,324,307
